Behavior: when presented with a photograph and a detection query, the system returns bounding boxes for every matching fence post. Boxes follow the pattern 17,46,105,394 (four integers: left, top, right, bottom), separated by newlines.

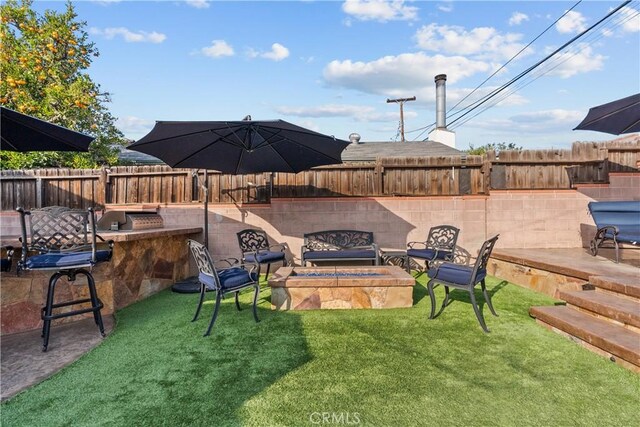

374,158,384,195
35,177,43,208
95,167,107,209
482,153,492,195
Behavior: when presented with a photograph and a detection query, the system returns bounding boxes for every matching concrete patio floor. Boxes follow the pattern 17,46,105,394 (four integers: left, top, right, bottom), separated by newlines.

1,315,114,401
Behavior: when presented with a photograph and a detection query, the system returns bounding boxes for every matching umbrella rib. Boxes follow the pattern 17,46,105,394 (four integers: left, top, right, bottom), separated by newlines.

581,100,640,127
171,126,250,167
621,117,640,133
5,117,92,151
1,135,19,150
254,126,344,162
261,139,344,162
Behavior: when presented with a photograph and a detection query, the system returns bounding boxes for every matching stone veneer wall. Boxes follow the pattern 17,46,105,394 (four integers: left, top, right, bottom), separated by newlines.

0,233,193,335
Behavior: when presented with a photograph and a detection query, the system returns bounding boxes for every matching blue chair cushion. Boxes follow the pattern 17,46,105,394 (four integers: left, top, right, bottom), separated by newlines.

199,268,258,291
24,250,111,270
245,251,285,264
407,248,452,261
606,224,640,244
303,249,376,260
428,262,486,285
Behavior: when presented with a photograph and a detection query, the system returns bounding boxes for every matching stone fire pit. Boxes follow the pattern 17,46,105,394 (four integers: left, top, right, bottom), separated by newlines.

268,266,415,310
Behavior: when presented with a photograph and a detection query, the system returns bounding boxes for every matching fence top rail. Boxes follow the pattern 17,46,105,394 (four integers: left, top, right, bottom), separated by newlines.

490,159,606,165
0,175,100,181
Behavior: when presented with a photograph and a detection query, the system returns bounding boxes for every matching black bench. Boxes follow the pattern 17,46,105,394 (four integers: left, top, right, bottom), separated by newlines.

588,201,640,263
301,230,379,266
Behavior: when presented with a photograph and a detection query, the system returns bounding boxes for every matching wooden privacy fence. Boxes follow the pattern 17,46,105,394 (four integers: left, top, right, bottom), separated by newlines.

1,141,637,211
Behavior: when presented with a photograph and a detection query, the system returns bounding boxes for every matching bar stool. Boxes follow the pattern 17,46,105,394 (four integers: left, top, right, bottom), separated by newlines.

17,206,113,351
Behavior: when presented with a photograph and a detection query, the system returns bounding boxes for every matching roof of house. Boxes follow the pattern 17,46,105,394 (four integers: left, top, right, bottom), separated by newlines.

117,139,463,166
118,148,163,165
341,140,462,162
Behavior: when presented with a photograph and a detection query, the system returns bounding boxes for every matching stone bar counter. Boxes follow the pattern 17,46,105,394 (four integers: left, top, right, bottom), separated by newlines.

0,226,201,336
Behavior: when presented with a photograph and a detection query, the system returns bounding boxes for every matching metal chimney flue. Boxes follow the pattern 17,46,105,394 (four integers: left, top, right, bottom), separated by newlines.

435,74,447,129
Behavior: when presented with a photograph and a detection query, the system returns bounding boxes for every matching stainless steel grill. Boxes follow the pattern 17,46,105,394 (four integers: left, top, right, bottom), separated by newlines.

97,210,163,231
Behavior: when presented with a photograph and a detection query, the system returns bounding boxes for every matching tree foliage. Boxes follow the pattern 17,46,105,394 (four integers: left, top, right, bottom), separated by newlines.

465,142,523,155
0,0,125,169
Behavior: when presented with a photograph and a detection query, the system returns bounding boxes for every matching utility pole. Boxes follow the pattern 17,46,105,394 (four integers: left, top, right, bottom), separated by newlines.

386,96,416,142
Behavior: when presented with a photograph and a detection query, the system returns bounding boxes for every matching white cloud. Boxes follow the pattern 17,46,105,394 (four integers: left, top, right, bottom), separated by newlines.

618,6,640,33
556,10,587,34
509,12,529,26
262,43,290,61
90,27,166,43
185,0,210,9
117,116,155,136
323,52,490,99
201,40,235,58
414,24,530,61
342,0,418,22
296,120,321,133
247,43,290,61
543,44,605,78
468,109,584,133
276,104,416,122
90,0,121,5
601,28,614,37
438,2,453,13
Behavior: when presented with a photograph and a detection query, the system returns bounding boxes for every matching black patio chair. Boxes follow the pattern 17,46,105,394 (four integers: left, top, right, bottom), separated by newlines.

16,206,113,351
407,225,460,272
237,229,287,283
1,245,14,272
426,234,500,333
188,239,260,336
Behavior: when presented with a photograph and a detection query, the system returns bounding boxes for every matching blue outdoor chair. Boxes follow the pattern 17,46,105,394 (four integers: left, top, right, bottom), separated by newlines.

426,234,500,333
17,206,113,351
237,229,287,283
188,239,260,336
407,225,460,272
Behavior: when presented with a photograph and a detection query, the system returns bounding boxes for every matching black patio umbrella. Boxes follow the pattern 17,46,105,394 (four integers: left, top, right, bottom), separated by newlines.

573,93,640,135
127,119,349,174
129,118,350,292
1,106,94,152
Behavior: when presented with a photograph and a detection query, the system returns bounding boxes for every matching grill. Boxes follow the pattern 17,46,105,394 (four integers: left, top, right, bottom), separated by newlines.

97,210,164,231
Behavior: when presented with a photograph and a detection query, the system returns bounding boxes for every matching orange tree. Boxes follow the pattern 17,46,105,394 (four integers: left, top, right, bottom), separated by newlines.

0,0,125,169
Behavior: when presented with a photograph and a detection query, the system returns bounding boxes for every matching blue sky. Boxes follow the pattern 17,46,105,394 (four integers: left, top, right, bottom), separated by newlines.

34,0,640,149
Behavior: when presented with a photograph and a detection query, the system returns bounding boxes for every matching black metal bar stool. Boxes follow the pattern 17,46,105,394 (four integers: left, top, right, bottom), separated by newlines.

17,206,113,351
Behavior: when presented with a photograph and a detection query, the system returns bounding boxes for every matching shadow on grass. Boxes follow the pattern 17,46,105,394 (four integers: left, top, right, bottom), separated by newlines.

1,289,311,427
427,279,509,322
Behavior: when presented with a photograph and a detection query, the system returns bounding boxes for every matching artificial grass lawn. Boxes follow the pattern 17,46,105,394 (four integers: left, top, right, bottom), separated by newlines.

2,276,639,427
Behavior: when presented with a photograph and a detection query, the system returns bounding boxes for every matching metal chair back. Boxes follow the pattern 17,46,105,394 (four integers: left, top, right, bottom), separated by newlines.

17,206,98,268
187,239,220,290
425,225,459,254
237,229,270,254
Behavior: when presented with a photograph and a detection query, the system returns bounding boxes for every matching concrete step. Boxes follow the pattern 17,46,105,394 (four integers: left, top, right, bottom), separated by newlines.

559,290,640,329
590,275,640,299
530,305,640,370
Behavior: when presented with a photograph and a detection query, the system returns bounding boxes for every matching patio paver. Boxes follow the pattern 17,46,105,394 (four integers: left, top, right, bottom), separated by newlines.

1,315,114,401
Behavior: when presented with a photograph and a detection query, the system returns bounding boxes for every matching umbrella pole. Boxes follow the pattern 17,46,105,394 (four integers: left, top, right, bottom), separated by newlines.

203,169,209,250
269,172,274,202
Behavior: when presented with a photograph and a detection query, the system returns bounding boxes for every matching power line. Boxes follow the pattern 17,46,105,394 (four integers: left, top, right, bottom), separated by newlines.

405,0,636,140
447,0,584,120
386,96,416,142
449,4,640,130
447,0,633,129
